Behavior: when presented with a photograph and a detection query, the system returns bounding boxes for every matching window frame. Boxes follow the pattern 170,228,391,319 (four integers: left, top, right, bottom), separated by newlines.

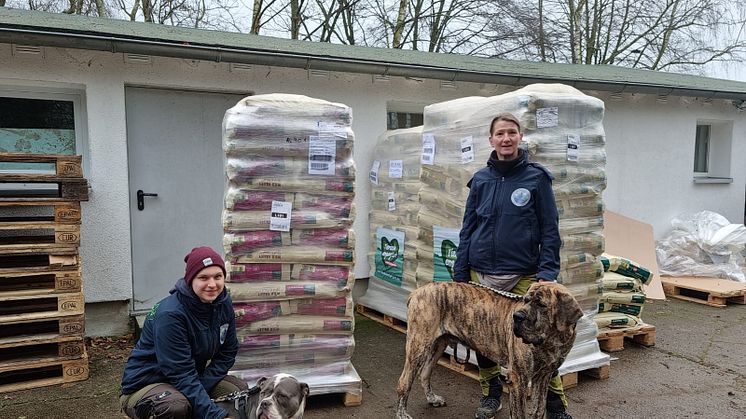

693,123,710,176
692,119,733,184
0,84,88,175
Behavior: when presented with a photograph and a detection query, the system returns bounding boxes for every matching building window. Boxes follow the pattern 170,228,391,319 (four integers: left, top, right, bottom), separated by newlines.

387,111,423,130
0,94,81,173
693,124,710,174
693,119,733,183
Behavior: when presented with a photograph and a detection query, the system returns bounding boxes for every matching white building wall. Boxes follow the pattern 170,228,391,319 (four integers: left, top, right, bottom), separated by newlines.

599,92,746,237
0,45,488,305
1,44,745,311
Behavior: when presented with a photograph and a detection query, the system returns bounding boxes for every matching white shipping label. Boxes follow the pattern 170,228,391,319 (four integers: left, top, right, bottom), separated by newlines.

460,136,475,164
389,160,403,178
370,160,381,185
567,134,580,162
536,107,559,128
269,200,292,232
387,191,396,211
317,121,348,138
421,134,436,165
308,136,336,175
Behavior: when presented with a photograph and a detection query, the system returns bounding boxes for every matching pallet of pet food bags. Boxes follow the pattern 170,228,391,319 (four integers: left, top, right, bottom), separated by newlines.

356,127,423,321
416,84,610,378
222,94,361,404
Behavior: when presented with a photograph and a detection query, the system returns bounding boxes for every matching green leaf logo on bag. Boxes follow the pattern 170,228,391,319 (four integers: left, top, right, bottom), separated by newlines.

380,237,400,268
440,239,458,278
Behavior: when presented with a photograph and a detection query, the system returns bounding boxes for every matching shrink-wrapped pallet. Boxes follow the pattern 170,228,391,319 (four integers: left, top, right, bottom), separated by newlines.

222,94,361,397
356,127,423,320
417,84,609,376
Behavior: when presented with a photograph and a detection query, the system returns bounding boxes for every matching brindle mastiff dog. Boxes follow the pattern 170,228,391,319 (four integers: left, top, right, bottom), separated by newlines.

395,281,583,419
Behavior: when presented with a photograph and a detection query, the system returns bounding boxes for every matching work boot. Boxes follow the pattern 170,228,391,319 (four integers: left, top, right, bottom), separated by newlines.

474,395,501,419
546,397,572,419
475,379,502,419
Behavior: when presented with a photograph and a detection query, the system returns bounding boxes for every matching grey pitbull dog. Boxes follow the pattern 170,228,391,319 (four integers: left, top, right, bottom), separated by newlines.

395,281,583,419
218,373,309,419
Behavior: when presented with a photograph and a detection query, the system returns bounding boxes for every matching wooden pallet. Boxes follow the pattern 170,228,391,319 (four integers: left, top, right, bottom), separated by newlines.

355,304,407,333
0,270,82,297
0,335,86,367
0,353,89,393
0,153,83,179
436,352,479,381
561,365,610,390
0,314,85,341
0,223,80,252
597,324,656,352
0,201,81,224
0,154,88,201
0,292,84,323
342,391,362,407
661,277,746,307
0,253,78,274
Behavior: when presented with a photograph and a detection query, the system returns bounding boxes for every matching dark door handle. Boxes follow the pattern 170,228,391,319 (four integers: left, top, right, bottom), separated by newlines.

137,190,158,211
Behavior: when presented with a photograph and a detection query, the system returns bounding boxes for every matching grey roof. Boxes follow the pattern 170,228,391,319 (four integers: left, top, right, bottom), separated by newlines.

2,8,746,101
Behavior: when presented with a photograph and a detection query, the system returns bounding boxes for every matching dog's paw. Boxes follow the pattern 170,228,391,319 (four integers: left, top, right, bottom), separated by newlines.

426,394,447,407
395,410,414,419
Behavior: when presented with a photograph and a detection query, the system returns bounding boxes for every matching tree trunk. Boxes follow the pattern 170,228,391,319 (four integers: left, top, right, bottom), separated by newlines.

567,0,585,64
340,0,356,45
392,0,407,48
290,0,301,40
95,0,107,17
142,0,154,22
538,0,546,61
251,0,264,34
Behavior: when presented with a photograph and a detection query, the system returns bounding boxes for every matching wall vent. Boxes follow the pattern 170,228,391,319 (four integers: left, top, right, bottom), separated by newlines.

125,54,152,64
229,63,253,72
308,69,330,79
12,45,43,56
440,80,457,90
372,74,390,83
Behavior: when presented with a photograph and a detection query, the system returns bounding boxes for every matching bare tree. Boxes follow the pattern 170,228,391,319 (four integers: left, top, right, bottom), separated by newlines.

6,0,745,76
59,0,107,15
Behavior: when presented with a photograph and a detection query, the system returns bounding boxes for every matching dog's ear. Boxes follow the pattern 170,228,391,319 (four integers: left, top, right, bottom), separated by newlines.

300,382,310,398
256,376,270,390
556,291,583,331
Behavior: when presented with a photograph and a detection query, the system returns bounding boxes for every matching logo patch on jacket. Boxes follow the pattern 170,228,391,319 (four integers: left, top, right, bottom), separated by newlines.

220,323,229,344
510,188,531,207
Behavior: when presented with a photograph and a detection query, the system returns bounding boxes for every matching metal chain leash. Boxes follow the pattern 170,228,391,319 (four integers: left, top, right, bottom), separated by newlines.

467,281,527,302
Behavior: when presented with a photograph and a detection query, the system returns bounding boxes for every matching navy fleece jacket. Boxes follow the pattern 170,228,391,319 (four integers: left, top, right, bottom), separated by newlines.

453,150,561,282
120,278,238,419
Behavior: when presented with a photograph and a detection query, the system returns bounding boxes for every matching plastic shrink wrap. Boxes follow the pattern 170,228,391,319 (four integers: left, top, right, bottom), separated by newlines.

418,84,609,375
356,127,423,320
222,94,361,397
656,210,746,282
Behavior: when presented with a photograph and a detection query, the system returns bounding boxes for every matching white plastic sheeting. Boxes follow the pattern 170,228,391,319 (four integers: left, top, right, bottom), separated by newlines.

657,210,746,282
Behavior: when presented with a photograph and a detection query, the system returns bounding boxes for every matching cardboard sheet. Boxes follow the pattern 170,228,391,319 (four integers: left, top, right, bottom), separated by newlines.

603,211,666,300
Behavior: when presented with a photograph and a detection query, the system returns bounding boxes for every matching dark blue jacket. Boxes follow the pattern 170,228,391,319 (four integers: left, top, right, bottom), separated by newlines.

121,278,238,419
453,151,560,282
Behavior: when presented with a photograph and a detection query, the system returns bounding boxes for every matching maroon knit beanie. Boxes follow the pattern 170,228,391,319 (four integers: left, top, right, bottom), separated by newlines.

183,246,226,285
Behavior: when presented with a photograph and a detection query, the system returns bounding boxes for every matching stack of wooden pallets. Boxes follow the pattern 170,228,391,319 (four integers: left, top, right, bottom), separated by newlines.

0,153,89,393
